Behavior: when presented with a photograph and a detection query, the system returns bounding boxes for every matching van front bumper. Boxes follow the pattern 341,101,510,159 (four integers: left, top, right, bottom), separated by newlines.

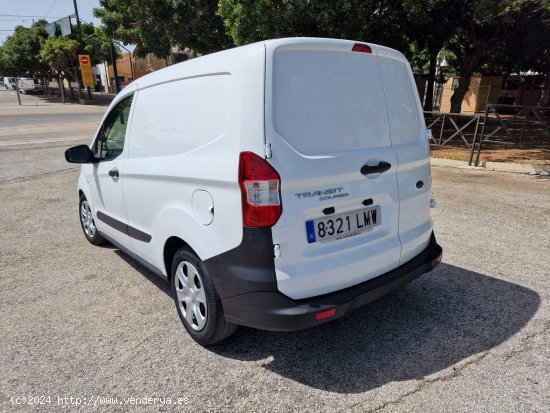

221,233,442,331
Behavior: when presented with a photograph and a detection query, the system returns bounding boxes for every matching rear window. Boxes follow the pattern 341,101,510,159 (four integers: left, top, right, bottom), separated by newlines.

377,56,422,145
272,49,391,155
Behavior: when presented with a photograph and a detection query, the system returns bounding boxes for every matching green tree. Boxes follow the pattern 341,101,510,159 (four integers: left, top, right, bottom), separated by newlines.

80,23,114,65
484,0,550,77
218,0,407,51
38,21,117,97
403,0,459,111
94,0,232,56
0,47,6,74
219,0,550,113
447,0,550,113
38,36,80,82
0,20,50,77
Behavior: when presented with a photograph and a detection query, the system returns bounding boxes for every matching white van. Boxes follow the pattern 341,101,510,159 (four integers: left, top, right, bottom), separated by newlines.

65,38,442,345
18,78,44,94
4,77,17,90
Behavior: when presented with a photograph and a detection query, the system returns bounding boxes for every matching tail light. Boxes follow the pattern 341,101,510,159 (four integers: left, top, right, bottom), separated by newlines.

238,151,282,227
352,43,372,54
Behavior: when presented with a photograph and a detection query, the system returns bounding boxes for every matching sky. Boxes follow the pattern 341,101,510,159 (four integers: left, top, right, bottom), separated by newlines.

0,0,101,44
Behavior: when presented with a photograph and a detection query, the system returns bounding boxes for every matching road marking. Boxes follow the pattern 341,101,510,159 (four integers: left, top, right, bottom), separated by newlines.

0,123,98,137
0,135,91,147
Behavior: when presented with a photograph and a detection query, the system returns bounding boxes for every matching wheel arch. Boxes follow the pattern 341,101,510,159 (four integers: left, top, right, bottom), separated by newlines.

77,174,95,211
163,236,198,281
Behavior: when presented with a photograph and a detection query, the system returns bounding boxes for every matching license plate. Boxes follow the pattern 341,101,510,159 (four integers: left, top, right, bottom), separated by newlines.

306,206,381,243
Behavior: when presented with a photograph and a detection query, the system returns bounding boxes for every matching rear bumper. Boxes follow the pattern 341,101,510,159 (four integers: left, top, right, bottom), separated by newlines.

222,232,442,331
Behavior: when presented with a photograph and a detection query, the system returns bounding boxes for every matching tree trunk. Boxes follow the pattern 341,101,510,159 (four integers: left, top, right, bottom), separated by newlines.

69,81,74,99
450,73,472,114
73,70,83,99
448,46,481,114
423,50,439,111
57,76,65,104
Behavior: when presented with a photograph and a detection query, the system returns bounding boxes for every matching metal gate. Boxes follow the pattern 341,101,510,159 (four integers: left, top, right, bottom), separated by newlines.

471,104,550,166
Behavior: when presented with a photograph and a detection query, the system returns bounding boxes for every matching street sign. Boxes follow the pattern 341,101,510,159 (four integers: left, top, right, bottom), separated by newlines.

78,54,94,88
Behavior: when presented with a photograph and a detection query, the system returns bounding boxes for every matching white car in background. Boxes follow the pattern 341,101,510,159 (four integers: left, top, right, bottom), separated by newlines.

3,77,17,90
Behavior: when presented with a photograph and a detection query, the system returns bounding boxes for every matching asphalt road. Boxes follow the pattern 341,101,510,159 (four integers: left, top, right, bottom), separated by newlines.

0,104,105,182
0,104,548,412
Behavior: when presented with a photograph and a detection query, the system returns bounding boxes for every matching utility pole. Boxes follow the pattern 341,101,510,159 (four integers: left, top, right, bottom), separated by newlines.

72,0,92,100
110,41,121,93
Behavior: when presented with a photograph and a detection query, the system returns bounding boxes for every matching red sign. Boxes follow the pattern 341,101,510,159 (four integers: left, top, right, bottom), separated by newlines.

78,54,94,87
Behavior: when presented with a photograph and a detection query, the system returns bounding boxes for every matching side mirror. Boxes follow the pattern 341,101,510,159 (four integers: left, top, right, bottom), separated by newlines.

64,144,97,164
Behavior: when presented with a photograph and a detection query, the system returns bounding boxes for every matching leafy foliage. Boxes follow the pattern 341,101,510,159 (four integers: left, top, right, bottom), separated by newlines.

94,0,232,56
0,21,50,77
484,0,550,76
80,23,114,65
445,0,550,112
0,18,115,83
401,0,460,110
39,37,80,80
218,0,550,112
218,0,408,51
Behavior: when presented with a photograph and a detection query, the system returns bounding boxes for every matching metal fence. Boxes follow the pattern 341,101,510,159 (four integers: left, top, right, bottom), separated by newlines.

426,105,550,166
471,104,550,166
424,111,481,150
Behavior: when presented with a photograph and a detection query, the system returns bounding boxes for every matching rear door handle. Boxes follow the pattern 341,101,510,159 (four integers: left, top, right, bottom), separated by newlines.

108,168,119,178
360,161,392,175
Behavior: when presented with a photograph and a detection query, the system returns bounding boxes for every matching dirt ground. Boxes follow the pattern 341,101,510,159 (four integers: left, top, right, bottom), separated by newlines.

431,145,550,165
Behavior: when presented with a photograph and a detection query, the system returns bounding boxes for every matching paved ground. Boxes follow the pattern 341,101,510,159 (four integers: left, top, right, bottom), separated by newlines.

0,104,548,412
0,104,105,182
0,89,114,108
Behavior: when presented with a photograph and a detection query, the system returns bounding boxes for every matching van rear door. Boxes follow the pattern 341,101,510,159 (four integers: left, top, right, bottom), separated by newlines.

265,40,402,300
376,47,433,264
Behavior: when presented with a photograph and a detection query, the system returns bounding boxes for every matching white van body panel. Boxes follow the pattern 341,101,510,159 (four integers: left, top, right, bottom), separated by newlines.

264,39,405,299
80,85,138,249
120,44,266,273
376,46,433,264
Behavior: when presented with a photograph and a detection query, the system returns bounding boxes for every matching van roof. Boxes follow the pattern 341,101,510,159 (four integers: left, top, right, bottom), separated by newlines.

127,38,406,93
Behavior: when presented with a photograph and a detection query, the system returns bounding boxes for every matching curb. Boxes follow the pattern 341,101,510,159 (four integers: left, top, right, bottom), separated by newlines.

430,157,550,174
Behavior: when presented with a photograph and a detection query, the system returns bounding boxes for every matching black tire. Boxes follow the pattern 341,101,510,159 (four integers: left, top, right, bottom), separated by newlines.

79,194,106,246
171,248,237,345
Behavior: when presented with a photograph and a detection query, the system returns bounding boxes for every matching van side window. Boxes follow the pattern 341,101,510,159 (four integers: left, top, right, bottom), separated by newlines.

96,96,133,160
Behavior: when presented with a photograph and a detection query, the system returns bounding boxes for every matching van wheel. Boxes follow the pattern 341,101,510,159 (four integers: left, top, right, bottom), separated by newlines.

171,248,237,345
79,195,106,245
